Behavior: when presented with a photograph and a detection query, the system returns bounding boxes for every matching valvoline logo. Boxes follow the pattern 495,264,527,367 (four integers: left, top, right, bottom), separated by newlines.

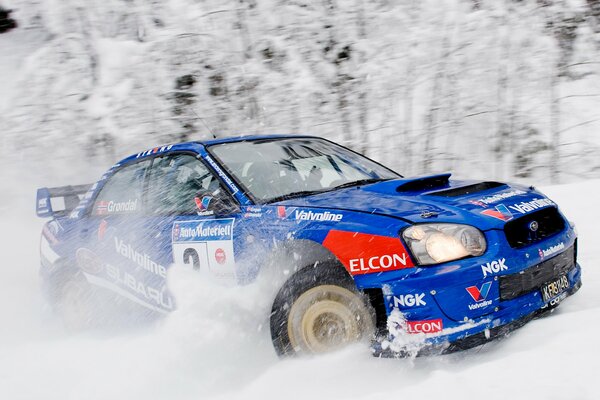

195,196,212,211
466,282,492,302
481,204,513,221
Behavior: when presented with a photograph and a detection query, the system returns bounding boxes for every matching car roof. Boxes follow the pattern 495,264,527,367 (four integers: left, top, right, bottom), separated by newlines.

198,133,317,146
116,134,322,166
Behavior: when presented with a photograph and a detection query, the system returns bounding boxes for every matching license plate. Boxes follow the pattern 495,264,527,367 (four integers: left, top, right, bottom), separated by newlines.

541,275,570,303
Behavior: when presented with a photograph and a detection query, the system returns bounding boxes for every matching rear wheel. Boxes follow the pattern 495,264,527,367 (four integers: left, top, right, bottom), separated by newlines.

58,276,94,330
270,263,375,356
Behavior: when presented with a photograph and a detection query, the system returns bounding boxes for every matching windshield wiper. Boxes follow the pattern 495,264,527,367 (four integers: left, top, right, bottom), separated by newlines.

332,178,390,190
264,178,390,204
264,189,331,203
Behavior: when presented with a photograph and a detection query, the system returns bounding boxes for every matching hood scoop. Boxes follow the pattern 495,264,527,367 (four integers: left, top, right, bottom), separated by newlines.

395,173,452,193
427,181,506,198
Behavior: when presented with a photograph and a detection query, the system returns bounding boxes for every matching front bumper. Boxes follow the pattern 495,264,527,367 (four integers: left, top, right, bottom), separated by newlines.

362,225,581,357
372,272,581,357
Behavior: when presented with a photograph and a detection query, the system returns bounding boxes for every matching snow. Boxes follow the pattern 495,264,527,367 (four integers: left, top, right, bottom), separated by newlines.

0,171,598,400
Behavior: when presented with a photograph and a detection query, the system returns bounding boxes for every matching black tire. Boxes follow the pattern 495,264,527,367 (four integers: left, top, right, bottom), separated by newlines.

270,262,375,356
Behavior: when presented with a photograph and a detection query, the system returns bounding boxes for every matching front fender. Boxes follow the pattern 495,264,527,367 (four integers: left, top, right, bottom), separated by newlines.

280,208,417,289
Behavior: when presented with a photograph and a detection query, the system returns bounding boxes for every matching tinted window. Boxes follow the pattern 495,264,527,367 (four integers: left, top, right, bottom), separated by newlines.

92,159,151,216
145,154,221,215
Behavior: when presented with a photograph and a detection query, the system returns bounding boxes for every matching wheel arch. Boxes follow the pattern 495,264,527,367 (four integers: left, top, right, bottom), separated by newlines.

264,238,388,354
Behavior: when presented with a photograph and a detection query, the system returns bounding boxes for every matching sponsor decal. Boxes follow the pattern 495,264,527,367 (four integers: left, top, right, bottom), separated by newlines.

295,210,343,222
539,242,565,260
96,201,108,215
204,155,239,194
172,220,233,241
393,293,426,307
243,206,262,218
474,190,526,206
95,199,138,215
97,219,108,240
135,144,173,158
215,248,226,264
114,236,167,278
406,319,443,334
322,230,414,275
466,282,493,310
481,258,508,278
547,291,568,307
349,254,409,273
508,198,555,215
171,219,236,282
277,206,287,219
105,264,173,310
195,195,212,211
481,204,513,221
38,198,48,208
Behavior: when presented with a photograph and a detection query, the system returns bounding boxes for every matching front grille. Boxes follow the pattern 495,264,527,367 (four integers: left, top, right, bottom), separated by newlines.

499,245,575,301
504,207,565,248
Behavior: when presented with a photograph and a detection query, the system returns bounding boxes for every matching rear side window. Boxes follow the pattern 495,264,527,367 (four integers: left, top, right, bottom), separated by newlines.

92,160,151,216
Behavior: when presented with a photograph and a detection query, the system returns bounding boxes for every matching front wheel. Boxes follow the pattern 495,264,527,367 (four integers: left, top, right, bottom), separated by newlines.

270,264,375,356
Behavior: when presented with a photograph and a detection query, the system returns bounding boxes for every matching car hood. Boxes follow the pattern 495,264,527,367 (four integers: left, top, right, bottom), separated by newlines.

275,173,554,230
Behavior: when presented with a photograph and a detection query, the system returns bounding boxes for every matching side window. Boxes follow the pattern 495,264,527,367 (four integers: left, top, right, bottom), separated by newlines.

92,159,151,216
146,154,229,215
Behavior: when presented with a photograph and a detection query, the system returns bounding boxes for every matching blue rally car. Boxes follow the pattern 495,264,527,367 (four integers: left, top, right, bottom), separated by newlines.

37,135,581,356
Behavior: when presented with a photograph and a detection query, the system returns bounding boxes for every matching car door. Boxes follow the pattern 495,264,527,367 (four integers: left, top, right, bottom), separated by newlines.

141,152,253,287
75,158,172,313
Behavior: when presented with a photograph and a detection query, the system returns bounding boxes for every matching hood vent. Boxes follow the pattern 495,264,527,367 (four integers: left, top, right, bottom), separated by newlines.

427,181,505,198
396,173,451,193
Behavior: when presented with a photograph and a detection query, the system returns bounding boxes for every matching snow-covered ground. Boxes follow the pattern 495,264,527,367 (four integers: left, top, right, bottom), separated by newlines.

0,178,598,400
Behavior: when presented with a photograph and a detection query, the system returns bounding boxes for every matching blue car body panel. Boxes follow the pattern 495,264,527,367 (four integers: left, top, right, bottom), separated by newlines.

37,135,582,349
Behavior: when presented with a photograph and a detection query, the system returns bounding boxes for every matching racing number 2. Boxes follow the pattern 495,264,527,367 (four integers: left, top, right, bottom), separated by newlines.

173,242,209,272
182,248,201,271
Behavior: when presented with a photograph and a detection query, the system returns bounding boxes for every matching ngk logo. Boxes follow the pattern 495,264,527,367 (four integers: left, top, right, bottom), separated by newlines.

393,293,426,307
406,319,443,334
349,253,408,273
481,258,508,278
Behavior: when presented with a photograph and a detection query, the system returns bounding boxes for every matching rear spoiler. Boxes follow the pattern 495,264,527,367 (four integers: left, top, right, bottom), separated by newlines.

36,184,92,218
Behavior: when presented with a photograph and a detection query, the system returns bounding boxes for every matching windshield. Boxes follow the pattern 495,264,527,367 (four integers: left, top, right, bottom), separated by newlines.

208,137,400,202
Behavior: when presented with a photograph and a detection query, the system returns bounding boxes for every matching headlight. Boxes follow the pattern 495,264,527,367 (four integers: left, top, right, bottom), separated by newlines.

402,224,486,265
